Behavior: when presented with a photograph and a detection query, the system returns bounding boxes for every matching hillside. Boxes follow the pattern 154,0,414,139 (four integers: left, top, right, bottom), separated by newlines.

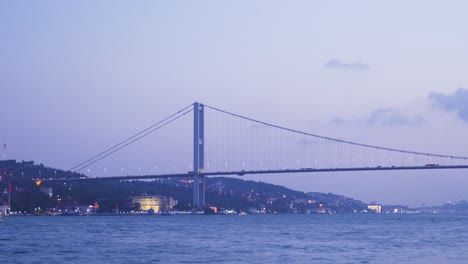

1,159,367,214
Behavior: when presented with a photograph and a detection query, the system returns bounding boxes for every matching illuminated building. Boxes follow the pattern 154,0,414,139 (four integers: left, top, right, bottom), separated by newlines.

130,196,176,212
367,204,382,213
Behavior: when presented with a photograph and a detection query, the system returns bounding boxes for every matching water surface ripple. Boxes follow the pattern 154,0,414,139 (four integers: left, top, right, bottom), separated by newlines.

1,214,467,263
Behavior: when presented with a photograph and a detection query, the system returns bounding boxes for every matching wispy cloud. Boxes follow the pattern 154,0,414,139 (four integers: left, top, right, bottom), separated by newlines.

364,108,425,127
428,88,468,123
330,108,424,127
329,117,345,125
324,59,370,71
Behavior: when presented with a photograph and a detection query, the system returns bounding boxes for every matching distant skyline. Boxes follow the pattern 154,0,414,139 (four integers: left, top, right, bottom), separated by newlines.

1,1,468,206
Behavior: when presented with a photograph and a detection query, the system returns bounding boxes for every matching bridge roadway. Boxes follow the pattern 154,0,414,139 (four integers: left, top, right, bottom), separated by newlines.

42,165,468,182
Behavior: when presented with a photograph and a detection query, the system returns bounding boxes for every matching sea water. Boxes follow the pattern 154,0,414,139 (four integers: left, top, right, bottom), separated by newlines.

1,214,468,263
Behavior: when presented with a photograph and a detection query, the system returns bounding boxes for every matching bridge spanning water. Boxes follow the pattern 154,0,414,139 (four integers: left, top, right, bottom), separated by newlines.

40,102,468,209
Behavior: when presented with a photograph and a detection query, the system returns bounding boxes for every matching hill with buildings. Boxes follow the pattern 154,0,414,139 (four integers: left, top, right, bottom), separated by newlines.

1,159,368,214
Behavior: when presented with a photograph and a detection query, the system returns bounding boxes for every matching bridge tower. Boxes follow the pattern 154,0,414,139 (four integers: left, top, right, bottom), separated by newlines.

193,102,205,210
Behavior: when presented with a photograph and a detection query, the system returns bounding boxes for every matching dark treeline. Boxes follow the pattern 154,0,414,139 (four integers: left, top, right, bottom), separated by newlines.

1,160,367,214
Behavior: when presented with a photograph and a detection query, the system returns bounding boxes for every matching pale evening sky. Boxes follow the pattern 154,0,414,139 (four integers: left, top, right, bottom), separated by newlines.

1,1,468,206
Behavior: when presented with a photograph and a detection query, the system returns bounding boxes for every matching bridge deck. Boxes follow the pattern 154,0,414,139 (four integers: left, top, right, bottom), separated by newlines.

41,165,468,182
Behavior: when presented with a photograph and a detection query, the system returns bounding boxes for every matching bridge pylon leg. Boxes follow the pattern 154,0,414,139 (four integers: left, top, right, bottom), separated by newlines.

193,102,205,210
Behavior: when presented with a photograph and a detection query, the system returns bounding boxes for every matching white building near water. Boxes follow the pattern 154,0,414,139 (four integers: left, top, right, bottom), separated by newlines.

368,204,382,213
130,196,177,212
1,204,9,215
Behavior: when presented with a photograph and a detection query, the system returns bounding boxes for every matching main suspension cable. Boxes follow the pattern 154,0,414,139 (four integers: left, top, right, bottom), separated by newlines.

204,104,468,160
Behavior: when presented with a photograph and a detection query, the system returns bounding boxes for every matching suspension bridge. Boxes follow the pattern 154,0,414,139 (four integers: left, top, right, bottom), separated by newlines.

40,102,468,209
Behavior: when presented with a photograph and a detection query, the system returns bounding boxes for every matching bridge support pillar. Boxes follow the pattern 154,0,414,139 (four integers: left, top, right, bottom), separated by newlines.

193,102,205,210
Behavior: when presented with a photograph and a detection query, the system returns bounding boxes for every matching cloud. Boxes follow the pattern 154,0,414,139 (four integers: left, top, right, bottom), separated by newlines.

331,108,425,127
324,59,370,71
329,117,345,125
364,108,425,126
428,87,468,122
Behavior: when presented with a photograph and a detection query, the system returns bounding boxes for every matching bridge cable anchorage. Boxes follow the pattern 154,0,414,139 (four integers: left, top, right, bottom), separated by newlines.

203,104,468,161
58,104,194,179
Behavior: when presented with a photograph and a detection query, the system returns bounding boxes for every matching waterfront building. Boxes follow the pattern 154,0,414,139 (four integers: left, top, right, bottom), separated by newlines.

130,196,176,212
368,204,382,213
1,204,9,215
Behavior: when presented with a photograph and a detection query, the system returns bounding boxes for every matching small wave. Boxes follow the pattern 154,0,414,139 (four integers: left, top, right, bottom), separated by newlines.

12,250,29,254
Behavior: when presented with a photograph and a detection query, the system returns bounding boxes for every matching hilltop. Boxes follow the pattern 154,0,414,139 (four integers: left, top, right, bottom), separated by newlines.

1,159,367,214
